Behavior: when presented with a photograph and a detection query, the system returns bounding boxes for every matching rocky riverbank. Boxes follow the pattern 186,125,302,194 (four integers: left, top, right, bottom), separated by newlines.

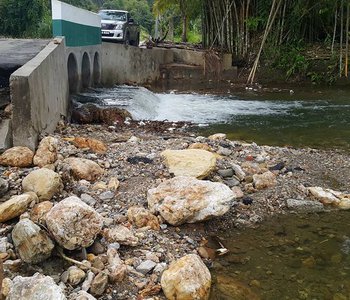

0,119,349,300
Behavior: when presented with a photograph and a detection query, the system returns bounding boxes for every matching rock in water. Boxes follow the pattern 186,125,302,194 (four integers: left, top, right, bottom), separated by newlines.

127,206,160,230
22,168,63,201
161,149,216,179
253,171,277,189
64,158,104,182
148,176,235,226
161,254,211,300
0,146,34,167
0,192,38,223
33,136,58,167
6,273,66,300
308,187,340,205
12,218,55,264
46,196,103,250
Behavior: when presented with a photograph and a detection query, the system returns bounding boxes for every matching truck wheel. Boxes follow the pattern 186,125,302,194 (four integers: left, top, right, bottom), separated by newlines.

124,34,130,46
135,34,140,47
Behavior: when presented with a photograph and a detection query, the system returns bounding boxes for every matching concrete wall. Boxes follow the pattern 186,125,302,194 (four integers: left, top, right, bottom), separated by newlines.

101,43,174,86
10,38,69,150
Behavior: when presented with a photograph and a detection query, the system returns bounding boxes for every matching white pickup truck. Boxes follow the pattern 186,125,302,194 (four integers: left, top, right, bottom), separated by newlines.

98,10,140,46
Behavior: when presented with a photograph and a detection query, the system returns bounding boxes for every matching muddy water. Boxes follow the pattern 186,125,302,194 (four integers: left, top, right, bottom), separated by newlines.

209,211,350,300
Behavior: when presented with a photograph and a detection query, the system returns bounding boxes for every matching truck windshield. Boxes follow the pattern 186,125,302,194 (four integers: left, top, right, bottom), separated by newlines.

98,11,127,21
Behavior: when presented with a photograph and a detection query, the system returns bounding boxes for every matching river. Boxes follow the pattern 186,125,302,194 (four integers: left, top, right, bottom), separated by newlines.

74,85,350,150
74,85,350,299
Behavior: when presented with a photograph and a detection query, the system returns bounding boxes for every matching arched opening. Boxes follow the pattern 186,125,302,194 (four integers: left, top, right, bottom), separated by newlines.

93,52,101,86
67,53,78,94
81,52,91,89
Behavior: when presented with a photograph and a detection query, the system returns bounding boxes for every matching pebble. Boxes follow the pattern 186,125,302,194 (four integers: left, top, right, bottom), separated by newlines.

136,260,157,275
99,191,115,200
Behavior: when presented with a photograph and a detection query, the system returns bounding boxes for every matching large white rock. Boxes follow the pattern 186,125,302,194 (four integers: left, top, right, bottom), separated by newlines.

161,254,211,300
64,157,104,182
6,273,66,300
46,196,103,250
12,218,55,264
161,149,216,179
148,176,235,226
308,187,341,205
0,192,38,223
33,136,58,167
22,168,63,201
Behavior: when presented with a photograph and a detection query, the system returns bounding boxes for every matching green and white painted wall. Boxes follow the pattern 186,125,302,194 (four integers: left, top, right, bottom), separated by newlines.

52,0,101,47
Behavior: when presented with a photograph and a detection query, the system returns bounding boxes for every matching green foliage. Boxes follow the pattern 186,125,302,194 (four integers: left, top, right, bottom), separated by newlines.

0,0,48,37
62,0,98,11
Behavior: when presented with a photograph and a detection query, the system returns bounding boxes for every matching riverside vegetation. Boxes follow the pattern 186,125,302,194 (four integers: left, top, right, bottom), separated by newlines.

0,111,349,299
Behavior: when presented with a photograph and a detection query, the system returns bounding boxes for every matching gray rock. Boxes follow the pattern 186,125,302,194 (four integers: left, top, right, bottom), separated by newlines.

217,147,232,156
99,191,115,200
224,178,240,187
286,199,325,213
12,218,55,264
0,119,12,153
0,177,9,197
231,163,246,181
217,169,234,178
136,260,157,275
81,193,97,206
7,273,66,300
75,291,97,300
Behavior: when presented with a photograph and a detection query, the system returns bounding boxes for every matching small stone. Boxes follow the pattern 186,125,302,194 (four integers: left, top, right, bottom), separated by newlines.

64,157,104,182
7,273,65,300
218,169,234,178
33,137,58,167
231,186,244,198
161,254,211,300
75,291,97,300
217,147,232,156
188,143,212,152
81,194,97,207
253,171,277,189
46,196,103,250
103,225,138,246
68,137,107,154
1,278,13,299
90,272,108,296
127,206,160,230
231,164,246,181
0,147,34,167
107,248,126,282
99,191,115,200
338,198,350,210
22,168,63,201
12,218,54,264
136,260,157,275
0,178,9,197
66,266,86,286
82,271,95,292
107,177,120,191
224,178,240,187
0,192,38,223
89,241,105,255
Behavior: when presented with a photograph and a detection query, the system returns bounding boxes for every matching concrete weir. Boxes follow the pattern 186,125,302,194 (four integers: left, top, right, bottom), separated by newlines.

5,0,235,150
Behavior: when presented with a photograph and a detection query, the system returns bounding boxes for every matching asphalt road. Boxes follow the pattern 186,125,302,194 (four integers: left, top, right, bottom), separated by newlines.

0,38,49,87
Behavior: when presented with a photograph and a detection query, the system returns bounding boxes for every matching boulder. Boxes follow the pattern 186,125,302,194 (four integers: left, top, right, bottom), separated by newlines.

103,225,138,246
0,192,38,223
65,137,107,154
161,149,216,179
12,218,55,264
22,168,63,201
308,187,341,205
127,206,160,230
286,199,324,213
64,157,104,182
161,254,211,300
0,146,33,167
6,273,65,300
71,103,132,125
33,136,58,167
148,176,235,226
208,133,226,141
253,171,277,189
46,196,103,250
30,201,53,224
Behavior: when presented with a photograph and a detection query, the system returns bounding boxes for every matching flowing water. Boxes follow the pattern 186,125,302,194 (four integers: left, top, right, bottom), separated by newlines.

74,85,350,150
74,85,350,299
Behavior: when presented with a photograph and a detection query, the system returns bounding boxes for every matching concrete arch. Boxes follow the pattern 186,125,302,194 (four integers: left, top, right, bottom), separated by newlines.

67,53,78,94
93,52,101,85
81,52,91,89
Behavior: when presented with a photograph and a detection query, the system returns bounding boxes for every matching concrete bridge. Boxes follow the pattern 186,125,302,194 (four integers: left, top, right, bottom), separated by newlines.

1,0,235,151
